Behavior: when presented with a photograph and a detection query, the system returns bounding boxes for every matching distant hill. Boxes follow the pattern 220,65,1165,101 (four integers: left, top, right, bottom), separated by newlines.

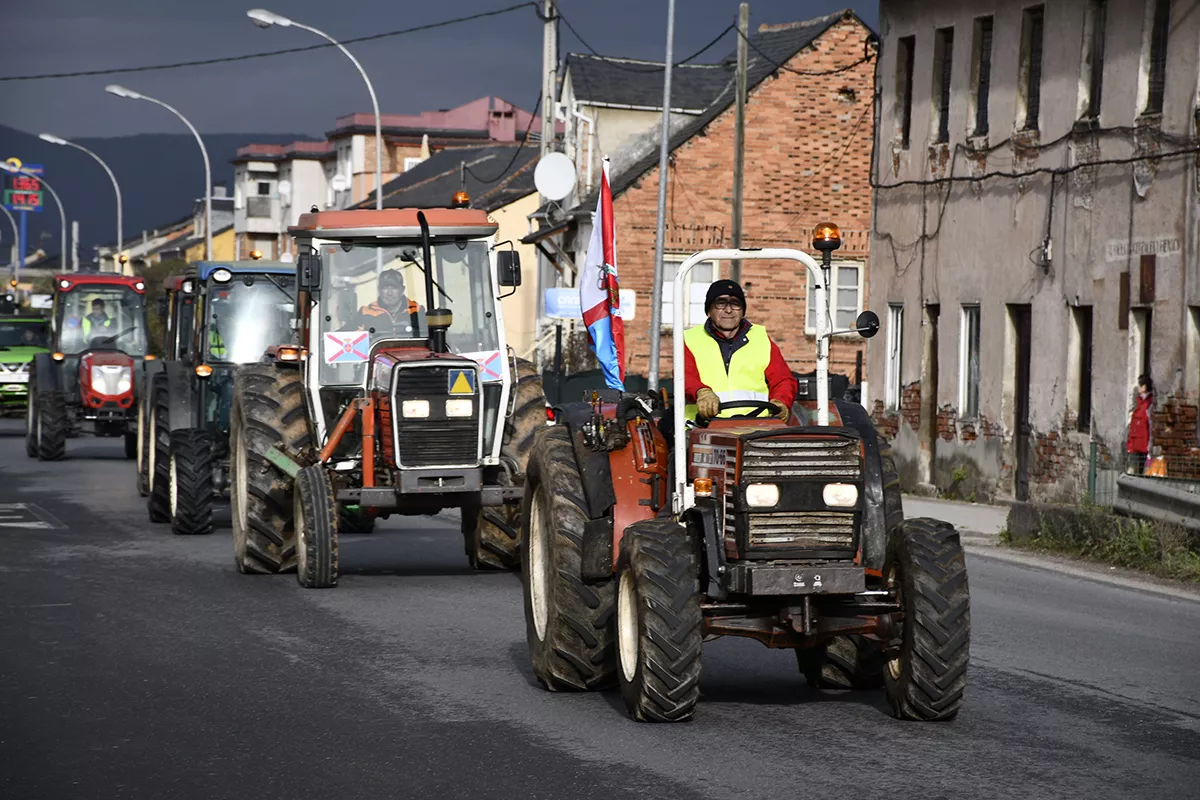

0,125,317,266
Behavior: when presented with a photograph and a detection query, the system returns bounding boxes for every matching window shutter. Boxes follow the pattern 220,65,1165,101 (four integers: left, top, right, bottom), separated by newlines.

975,18,993,136
1025,7,1045,130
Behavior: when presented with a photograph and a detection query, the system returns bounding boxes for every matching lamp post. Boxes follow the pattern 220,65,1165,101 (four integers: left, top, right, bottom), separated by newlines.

247,8,384,210
0,204,18,281
12,168,67,273
104,84,212,260
39,133,123,271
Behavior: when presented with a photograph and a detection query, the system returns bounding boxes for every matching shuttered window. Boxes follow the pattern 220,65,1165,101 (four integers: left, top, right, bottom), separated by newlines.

933,27,954,144
973,17,993,136
1084,0,1107,119
897,35,916,148
1145,0,1171,114
1022,6,1045,131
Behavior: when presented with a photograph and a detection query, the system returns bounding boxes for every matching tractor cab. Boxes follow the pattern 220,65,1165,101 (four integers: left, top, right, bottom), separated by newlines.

26,274,150,461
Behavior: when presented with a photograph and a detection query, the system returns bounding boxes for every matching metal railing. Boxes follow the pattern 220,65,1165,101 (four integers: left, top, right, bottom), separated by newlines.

1113,474,1200,532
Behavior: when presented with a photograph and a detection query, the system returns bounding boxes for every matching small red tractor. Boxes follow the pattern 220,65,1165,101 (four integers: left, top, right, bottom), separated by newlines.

229,199,546,586
26,274,152,460
521,225,970,722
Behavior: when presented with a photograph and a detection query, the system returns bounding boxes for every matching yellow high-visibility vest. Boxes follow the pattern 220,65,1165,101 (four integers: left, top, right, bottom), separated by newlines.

683,323,771,420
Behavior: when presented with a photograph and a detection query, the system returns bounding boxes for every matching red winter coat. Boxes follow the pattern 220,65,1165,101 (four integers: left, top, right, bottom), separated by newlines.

1126,393,1153,454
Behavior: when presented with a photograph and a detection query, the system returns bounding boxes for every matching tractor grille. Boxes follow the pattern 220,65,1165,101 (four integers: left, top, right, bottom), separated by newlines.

740,437,862,480
747,511,856,551
392,365,480,468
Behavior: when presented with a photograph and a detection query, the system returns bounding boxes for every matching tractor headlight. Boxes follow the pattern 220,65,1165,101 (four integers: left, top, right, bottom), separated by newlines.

745,483,780,508
401,400,430,418
445,398,473,418
90,365,133,396
822,483,859,508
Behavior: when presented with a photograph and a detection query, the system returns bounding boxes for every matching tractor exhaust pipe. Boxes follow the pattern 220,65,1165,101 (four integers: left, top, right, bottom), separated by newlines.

415,211,450,353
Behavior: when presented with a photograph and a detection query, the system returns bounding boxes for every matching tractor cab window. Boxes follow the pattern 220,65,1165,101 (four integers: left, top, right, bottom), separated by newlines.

56,287,148,356
0,318,49,349
202,275,296,364
318,239,500,386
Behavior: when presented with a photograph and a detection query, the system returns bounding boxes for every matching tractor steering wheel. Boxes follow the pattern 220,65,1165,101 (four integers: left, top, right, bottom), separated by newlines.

696,400,780,422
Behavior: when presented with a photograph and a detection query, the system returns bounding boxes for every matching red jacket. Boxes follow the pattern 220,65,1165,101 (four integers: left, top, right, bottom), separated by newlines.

683,320,797,408
1127,393,1154,453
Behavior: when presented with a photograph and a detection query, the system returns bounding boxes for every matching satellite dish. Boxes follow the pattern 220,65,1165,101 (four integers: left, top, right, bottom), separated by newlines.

330,174,348,193
280,252,294,263
534,152,577,201
277,179,292,196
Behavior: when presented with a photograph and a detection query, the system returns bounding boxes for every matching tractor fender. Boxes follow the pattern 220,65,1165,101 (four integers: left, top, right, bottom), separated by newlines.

163,360,200,432
554,403,617,582
31,353,62,395
834,399,894,573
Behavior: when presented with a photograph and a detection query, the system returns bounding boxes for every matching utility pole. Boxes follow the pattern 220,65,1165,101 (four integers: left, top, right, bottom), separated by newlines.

730,2,750,284
540,0,557,161
71,220,79,272
646,0,677,392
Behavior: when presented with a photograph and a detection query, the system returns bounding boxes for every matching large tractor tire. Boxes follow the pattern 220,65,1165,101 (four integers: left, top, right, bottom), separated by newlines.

169,429,215,536
796,636,885,690
616,519,703,723
146,375,171,524
24,389,37,458
338,504,376,534
883,517,970,721
36,393,68,462
878,436,904,536
466,358,546,570
521,424,616,691
294,464,338,589
230,364,309,575
135,393,150,495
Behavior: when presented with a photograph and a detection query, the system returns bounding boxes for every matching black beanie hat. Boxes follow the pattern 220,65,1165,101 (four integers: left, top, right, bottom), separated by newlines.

705,279,746,312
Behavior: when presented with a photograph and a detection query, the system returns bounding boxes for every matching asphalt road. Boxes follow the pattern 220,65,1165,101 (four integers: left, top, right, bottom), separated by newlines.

1,420,1198,800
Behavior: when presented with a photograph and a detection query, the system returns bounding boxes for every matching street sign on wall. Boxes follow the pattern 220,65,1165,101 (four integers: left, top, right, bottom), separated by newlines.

2,158,44,213
544,287,636,320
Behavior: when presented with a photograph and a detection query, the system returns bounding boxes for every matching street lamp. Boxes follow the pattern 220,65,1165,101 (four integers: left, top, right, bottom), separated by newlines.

10,168,68,273
39,133,124,271
247,8,384,210
104,84,212,260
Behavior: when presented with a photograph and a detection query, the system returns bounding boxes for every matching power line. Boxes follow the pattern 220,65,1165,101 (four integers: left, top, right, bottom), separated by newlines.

0,3,538,82
733,25,875,77
558,10,734,73
463,93,543,185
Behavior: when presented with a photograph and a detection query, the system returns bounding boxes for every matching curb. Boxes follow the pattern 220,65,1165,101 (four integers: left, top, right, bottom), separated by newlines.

963,544,1200,604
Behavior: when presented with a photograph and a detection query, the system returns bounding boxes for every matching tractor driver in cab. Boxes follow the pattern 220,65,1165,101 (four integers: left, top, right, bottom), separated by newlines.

683,279,797,422
354,269,425,337
83,298,115,342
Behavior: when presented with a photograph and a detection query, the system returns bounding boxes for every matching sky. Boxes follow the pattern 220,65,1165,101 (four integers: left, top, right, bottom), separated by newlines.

0,0,878,140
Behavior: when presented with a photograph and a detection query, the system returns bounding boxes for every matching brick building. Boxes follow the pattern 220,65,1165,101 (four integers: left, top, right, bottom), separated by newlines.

868,0,1200,503
526,10,877,382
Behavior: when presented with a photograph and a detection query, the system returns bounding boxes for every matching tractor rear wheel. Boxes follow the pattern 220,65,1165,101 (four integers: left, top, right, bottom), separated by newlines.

796,636,885,690
467,358,545,570
230,364,309,575
24,390,37,458
338,504,376,534
295,464,338,589
521,424,616,691
169,428,214,536
135,392,150,495
36,393,67,461
616,519,703,723
146,375,170,523
883,517,970,721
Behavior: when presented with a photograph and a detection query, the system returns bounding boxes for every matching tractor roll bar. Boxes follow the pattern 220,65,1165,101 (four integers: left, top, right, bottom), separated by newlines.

671,248,828,516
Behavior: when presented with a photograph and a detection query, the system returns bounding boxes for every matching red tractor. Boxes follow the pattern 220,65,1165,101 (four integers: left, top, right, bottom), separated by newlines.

520,226,970,722
26,274,152,460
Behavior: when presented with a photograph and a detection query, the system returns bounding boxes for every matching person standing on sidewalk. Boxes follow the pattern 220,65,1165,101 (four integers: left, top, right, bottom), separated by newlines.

1126,374,1155,474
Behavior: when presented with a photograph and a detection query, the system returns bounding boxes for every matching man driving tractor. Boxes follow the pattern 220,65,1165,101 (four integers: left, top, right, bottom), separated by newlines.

683,279,796,420
354,269,425,337
82,298,114,341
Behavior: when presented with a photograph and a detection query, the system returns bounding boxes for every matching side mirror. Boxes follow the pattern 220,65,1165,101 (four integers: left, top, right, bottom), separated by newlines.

297,252,322,293
856,310,881,339
156,296,168,319
497,250,522,287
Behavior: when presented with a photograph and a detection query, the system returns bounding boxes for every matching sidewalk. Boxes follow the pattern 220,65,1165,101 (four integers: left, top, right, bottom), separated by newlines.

902,495,1007,545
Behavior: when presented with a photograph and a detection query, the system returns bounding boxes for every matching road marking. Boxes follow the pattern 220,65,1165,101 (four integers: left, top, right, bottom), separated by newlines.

0,503,67,530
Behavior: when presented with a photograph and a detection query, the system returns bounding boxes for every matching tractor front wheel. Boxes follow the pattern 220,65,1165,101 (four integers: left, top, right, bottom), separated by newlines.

294,464,338,589
169,428,215,536
521,424,616,691
146,375,170,523
467,359,545,570
883,517,971,721
135,393,150,495
616,519,703,723
36,393,67,461
24,390,37,458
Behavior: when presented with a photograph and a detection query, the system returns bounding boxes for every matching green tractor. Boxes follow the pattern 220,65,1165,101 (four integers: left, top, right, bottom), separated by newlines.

142,260,296,536
0,296,50,417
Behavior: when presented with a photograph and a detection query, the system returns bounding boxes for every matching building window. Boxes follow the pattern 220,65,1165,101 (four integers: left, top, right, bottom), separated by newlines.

970,17,993,137
1070,305,1094,431
959,305,981,417
1187,307,1200,396
1143,0,1171,115
932,27,954,144
1018,5,1046,131
403,157,422,172
885,304,904,410
1131,308,1153,380
806,263,864,334
1079,0,1107,121
256,181,271,196
662,258,716,329
895,35,916,148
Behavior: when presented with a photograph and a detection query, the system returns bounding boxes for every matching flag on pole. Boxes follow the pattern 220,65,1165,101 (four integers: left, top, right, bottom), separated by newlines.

580,158,626,390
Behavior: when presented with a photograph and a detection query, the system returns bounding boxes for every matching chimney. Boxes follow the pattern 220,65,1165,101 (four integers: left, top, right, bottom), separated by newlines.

212,181,228,199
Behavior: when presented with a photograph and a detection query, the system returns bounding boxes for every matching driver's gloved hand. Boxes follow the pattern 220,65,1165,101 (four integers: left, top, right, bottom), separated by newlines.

695,387,721,419
770,399,791,421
